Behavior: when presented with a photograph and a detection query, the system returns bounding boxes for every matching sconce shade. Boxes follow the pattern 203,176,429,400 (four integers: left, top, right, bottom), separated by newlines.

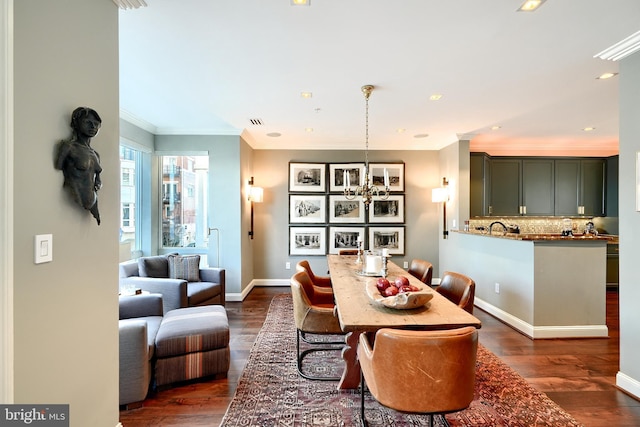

249,186,264,203
432,187,449,203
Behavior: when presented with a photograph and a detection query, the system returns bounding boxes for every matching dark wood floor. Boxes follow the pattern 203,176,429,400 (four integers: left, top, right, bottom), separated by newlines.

119,287,640,427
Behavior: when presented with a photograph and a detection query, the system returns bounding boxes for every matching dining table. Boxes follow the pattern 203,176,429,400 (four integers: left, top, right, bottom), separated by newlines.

327,254,482,390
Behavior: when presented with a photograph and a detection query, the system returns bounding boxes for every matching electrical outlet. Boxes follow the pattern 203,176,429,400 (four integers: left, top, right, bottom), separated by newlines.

495,282,500,294
285,262,291,270
403,261,409,268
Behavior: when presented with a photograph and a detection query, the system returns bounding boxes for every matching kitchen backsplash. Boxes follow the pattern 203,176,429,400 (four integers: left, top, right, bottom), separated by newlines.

467,217,597,235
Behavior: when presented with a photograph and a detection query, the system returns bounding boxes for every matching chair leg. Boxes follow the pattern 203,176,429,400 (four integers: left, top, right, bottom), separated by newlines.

296,329,343,381
360,370,368,427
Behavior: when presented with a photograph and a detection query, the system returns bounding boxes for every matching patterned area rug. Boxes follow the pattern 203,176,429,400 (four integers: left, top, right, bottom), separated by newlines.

220,294,584,427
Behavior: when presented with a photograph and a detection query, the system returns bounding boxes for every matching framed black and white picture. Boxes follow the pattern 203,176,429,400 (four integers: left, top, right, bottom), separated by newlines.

328,226,365,254
329,163,365,193
368,195,405,223
368,226,405,255
289,227,326,256
289,162,326,193
369,162,405,192
289,194,326,224
328,195,366,223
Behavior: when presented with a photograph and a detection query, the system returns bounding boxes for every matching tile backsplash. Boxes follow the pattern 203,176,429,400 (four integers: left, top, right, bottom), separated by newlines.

467,217,594,235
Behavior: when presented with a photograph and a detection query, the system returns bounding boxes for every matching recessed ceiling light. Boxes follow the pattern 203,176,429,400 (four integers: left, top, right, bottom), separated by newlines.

301,92,312,98
413,133,429,139
517,0,546,12
397,128,406,133
266,132,281,137
305,128,313,132
583,127,595,132
429,94,443,101
491,125,501,131
291,0,309,5
596,72,618,80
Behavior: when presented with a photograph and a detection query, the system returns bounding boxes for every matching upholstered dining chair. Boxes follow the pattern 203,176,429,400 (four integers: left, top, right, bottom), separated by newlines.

436,271,476,314
290,270,344,381
339,249,359,255
296,259,332,288
358,326,478,427
407,259,433,286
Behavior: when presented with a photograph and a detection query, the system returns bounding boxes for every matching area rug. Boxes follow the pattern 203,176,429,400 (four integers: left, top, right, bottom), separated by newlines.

220,294,584,426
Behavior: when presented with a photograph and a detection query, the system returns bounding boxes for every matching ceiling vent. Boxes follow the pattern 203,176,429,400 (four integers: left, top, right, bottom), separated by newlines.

249,118,264,126
112,0,147,10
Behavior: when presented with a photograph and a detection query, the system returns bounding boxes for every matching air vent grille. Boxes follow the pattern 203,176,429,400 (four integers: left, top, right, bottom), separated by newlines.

112,0,147,9
249,118,264,126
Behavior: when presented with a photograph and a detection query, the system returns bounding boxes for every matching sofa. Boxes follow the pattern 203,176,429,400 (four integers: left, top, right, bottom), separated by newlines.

119,293,163,407
119,254,225,314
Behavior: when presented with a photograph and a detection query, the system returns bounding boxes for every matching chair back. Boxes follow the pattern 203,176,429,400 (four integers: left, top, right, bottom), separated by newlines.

437,271,476,314
296,260,332,287
359,326,478,414
290,270,340,334
339,249,359,255
407,259,433,286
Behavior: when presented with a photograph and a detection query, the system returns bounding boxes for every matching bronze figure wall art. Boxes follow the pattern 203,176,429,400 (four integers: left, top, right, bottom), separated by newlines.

55,107,103,225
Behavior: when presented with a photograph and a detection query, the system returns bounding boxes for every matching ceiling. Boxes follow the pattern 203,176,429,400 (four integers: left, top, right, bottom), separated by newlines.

118,0,640,156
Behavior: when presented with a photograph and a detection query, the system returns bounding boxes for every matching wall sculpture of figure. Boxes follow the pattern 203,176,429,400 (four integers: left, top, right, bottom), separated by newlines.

55,107,103,225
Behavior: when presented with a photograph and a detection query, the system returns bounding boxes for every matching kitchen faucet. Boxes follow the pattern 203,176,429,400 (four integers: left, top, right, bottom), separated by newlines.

489,221,507,235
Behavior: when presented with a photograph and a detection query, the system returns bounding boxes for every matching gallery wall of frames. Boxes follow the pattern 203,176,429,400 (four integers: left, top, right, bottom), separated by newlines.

288,161,406,256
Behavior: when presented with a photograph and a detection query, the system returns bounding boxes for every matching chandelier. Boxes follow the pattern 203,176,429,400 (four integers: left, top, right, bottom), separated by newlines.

343,85,390,208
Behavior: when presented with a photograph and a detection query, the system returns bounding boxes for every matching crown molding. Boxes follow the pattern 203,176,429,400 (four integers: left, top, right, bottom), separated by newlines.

594,30,640,61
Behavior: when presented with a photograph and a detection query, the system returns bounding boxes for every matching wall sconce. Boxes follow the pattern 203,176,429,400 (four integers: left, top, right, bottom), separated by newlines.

248,177,263,239
432,177,449,239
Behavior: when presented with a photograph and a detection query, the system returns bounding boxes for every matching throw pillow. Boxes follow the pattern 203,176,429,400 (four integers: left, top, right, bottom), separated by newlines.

167,254,201,282
138,255,170,278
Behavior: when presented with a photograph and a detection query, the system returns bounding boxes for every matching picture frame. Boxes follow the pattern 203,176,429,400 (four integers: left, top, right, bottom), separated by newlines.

289,227,326,256
289,162,326,193
289,194,326,224
368,226,405,255
329,163,365,192
368,195,405,223
328,227,365,254
328,195,366,223
369,162,405,192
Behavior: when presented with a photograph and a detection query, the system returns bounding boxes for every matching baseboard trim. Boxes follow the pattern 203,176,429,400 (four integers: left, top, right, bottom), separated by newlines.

224,279,290,302
475,297,608,339
616,371,640,401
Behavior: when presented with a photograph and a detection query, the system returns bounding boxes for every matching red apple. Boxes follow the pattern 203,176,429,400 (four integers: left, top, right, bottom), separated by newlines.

408,285,420,292
376,277,390,292
399,285,412,293
384,285,399,297
394,276,410,289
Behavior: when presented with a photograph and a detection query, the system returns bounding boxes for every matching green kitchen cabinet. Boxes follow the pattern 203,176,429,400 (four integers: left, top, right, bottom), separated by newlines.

554,159,605,216
470,153,491,217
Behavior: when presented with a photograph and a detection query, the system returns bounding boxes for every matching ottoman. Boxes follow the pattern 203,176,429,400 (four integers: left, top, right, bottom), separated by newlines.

154,305,230,387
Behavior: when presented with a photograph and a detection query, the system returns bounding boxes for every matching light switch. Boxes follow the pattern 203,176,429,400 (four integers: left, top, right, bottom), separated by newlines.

35,234,53,264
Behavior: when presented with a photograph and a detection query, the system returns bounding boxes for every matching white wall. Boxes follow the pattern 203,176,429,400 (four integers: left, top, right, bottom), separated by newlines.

617,51,640,398
13,1,120,425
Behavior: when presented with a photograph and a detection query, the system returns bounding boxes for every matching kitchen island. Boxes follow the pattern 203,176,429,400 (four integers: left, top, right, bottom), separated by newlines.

440,230,609,339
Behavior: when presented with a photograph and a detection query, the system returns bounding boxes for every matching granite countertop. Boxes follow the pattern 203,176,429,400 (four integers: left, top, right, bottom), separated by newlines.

455,230,616,242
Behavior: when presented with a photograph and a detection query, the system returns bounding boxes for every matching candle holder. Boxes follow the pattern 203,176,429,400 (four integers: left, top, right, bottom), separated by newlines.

355,241,363,265
381,254,390,278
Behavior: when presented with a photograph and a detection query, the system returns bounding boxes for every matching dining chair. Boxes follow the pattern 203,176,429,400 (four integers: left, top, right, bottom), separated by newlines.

290,270,344,381
436,271,476,314
296,259,332,288
358,326,478,427
407,259,433,286
338,249,359,255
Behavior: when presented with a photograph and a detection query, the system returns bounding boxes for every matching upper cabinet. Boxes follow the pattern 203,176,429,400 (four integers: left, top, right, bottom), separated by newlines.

471,154,607,217
554,159,605,216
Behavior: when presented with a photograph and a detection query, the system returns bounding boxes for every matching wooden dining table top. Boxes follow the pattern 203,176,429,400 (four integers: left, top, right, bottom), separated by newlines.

327,254,482,332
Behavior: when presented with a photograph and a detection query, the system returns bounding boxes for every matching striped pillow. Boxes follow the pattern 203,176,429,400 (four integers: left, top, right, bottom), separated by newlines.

167,254,201,282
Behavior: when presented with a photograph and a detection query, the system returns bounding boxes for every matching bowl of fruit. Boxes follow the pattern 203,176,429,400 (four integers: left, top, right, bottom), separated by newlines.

365,276,434,310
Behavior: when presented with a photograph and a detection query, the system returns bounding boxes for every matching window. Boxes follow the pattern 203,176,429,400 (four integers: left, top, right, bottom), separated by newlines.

120,145,141,248
160,155,209,249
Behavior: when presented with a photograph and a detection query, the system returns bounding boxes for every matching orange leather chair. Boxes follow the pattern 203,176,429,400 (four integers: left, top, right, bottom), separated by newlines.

407,259,433,286
339,249,359,255
437,271,476,314
290,270,344,380
358,326,478,426
296,260,332,288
